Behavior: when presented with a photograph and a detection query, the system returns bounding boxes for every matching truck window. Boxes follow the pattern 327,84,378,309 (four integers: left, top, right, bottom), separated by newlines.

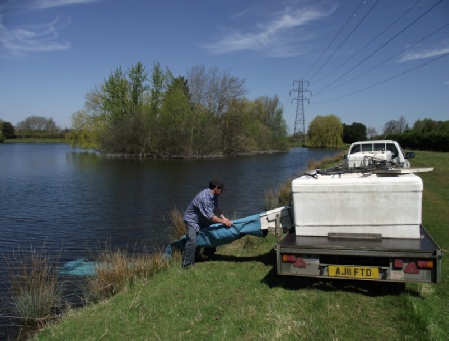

386,143,398,158
350,144,361,154
361,143,373,151
373,143,385,151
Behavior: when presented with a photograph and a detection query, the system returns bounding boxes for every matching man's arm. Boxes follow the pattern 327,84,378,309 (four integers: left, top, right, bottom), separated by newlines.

210,214,233,227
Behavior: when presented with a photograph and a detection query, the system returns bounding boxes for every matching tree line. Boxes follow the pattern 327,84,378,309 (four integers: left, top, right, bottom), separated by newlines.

2,64,447,153
68,62,289,156
0,116,65,140
300,114,449,151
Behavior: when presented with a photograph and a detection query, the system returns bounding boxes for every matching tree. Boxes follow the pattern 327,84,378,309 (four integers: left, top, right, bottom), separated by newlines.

16,116,60,134
1,120,15,139
413,118,437,133
150,61,166,116
101,67,130,124
383,116,408,135
128,62,149,107
221,99,256,155
367,126,378,139
156,76,195,156
383,120,399,135
69,110,105,150
342,122,367,143
307,115,343,148
247,95,288,150
397,115,408,133
187,65,247,115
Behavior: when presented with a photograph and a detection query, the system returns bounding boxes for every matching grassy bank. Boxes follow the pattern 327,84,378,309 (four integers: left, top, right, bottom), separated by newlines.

4,138,67,144
33,151,448,340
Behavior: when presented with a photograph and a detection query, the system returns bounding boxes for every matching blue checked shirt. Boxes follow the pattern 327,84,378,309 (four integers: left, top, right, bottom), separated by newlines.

184,188,218,232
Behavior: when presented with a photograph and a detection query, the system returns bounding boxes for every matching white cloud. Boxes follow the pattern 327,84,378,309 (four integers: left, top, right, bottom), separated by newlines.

34,0,99,9
399,44,449,62
202,4,335,57
0,15,70,56
0,0,98,56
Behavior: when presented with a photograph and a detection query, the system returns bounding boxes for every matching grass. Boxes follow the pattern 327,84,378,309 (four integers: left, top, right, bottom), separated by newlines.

3,245,64,327
4,138,67,143
82,242,172,304
31,150,448,340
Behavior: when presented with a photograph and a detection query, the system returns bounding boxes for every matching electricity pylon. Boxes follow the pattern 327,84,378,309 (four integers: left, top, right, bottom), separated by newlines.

290,79,311,145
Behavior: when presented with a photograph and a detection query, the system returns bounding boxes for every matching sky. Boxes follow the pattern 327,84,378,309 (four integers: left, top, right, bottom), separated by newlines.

0,0,448,134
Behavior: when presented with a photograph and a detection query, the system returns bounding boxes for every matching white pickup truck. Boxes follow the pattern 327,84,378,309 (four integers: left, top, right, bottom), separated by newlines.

345,140,415,168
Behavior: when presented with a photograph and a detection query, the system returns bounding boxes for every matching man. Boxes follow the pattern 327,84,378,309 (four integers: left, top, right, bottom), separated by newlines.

182,178,233,268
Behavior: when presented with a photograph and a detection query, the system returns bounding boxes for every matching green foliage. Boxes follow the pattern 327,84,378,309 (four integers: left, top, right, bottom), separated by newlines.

384,118,449,151
1,120,16,139
342,122,366,143
150,61,166,116
98,110,150,155
15,116,61,139
70,62,289,157
156,77,196,156
68,110,104,150
101,67,130,124
388,131,449,152
307,114,343,148
221,100,257,155
412,118,449,134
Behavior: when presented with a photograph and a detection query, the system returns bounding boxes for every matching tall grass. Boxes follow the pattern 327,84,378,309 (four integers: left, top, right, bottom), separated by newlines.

82,243,168,303
76,208,187,304
4,245,64,327
167,206,186,240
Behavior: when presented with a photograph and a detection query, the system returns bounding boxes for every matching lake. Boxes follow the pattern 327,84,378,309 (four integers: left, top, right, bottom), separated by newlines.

0,143,339,337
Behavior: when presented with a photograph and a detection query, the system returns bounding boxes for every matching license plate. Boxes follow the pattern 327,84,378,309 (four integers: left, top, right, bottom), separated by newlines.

328,266,378,279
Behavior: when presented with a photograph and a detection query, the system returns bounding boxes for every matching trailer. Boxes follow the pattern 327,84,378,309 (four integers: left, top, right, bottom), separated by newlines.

262,167,442,284
275,224,441,283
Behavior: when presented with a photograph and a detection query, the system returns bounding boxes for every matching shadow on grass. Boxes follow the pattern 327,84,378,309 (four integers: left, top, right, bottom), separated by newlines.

211,248,420,298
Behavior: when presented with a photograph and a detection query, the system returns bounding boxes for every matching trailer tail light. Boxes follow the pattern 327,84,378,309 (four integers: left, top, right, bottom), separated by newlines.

417,260,434,268
282,254,296,262
394,259,403,269
404,262,419,274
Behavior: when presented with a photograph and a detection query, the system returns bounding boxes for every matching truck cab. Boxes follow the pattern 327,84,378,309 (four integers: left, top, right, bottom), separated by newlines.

345,140,415,168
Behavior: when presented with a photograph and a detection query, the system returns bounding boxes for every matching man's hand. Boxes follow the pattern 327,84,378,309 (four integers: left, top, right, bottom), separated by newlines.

222,218,233,228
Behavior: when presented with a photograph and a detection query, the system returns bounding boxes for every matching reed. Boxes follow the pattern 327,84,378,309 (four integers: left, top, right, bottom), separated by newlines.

167,206,186,240
82,243,167,303
4,245,64,327
306,151,345,170
264,188,280,211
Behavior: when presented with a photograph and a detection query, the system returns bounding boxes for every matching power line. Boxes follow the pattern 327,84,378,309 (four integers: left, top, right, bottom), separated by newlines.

314,0,443,97
314,0,421,85
302,0,365,79
309,0,380,82
312,53,449,105
317,22,449,96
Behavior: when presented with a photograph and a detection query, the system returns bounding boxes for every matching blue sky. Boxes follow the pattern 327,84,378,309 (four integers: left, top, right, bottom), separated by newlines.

1,0,448,134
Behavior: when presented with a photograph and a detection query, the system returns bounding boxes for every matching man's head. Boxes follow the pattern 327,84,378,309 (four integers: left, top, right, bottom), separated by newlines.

209,178,225,191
